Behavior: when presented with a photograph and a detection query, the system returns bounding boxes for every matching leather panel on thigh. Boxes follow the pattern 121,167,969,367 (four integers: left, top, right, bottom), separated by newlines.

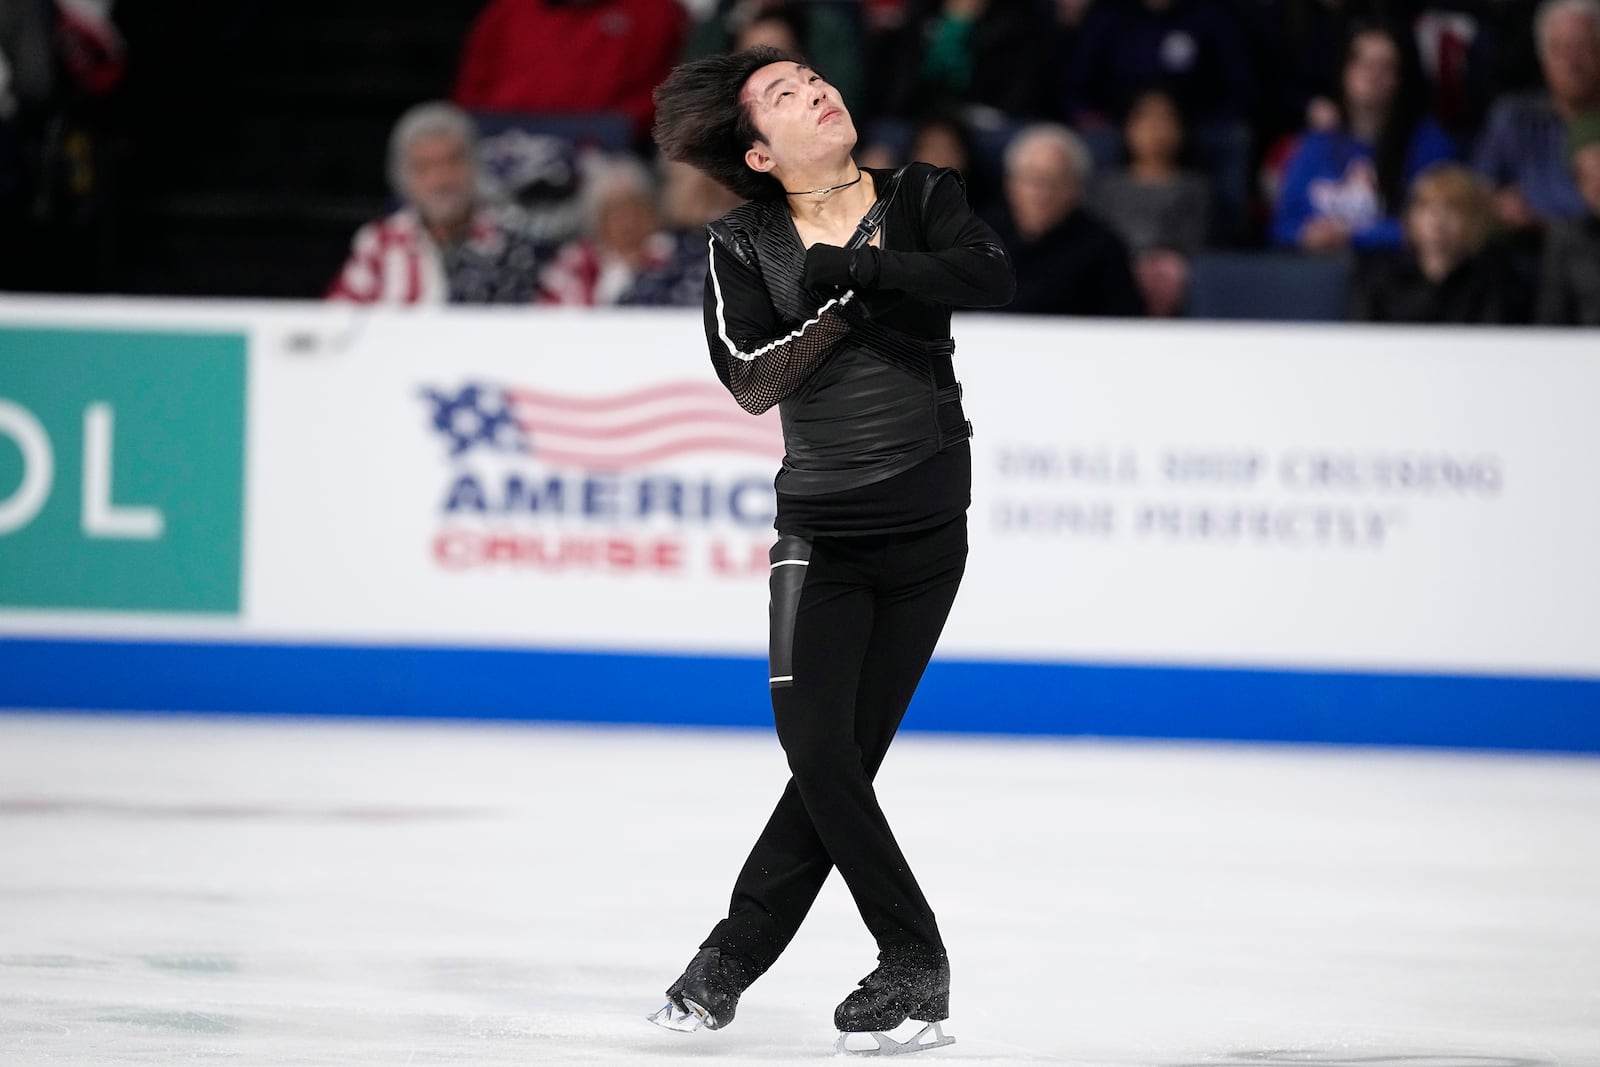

767,534,813,689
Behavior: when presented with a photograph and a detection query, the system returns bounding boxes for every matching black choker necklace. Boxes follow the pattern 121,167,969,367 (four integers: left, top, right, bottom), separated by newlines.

784,168,863,197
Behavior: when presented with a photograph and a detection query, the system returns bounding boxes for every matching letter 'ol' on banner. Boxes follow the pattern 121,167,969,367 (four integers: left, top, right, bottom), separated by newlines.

0,399,53,536
82,403,164,540
0,401,166,540
0,325,245,614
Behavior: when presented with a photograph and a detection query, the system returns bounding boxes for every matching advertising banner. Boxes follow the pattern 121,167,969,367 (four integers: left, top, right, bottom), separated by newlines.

0,326,246,613
242,309,785,653
0,298,1594,748
952,318,1600,678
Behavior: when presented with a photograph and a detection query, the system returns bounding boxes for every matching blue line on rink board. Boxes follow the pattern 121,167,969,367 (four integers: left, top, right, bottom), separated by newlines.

1,637,1597,754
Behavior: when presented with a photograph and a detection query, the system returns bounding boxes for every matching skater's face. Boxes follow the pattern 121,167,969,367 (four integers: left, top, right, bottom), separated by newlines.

739,62,858,182
402,132,476,227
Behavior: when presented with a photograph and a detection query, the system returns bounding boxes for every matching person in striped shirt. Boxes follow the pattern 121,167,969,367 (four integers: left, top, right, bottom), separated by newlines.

327,102,544,305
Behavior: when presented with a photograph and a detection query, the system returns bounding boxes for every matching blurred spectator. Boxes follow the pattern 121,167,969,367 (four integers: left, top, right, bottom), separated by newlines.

1473,0,1600,231
731,2,806,50
1536,110,1600,323
1064,0,1254,241
1248,0,1418,142
1411,2,1508,140
986,123,1144,315
1089,87,1212,315
0,0,56,277
328,103,544,305
2,0,127,292
1041,0,1096,92
1066,0,1252,126
54,0,126,95
912,109,1001,215
0,1,56,121
859,110,1000,216
474,123,586,250
540,154,704,306
621,157,744,305
453,0,688,144
869,0,1049,120
682,1,865,112
659,155,744,229
1348,161,1529,322
1272,24,1456,254
1446,1,1549,123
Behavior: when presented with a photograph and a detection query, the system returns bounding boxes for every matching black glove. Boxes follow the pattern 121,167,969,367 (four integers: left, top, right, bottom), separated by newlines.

802,242,884,291
802,243,854,292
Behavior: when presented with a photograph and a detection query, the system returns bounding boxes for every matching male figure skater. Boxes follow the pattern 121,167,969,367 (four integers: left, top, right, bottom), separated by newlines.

648,46,1014,1054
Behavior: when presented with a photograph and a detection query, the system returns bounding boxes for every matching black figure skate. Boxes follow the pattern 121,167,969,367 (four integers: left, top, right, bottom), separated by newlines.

647,947,750,1033
833,956,956,1056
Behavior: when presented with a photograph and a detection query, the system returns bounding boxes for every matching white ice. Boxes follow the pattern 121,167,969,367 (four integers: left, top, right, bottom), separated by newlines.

0,712,1596,1066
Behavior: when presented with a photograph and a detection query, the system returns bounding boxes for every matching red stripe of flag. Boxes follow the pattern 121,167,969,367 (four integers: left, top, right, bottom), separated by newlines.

500,381,781,468
512,406,775,442
532,436,784,471
504,382,742,413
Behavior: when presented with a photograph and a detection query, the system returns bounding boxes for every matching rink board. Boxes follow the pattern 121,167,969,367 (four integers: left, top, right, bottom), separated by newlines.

2,637,1597,752
1,299,1597,750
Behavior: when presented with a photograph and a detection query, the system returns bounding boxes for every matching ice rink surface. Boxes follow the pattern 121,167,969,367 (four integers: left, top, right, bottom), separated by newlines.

0,712,1596,1066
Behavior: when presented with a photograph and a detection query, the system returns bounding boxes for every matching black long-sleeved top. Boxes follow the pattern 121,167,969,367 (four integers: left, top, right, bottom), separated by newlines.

1349,248,1531,325
701,163,1014,534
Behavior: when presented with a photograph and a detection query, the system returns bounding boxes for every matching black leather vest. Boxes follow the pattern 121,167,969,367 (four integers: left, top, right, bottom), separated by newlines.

716,182,971,497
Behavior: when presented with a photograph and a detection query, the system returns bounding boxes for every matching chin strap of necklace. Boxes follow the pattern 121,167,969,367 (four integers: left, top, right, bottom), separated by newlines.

784,166,863,197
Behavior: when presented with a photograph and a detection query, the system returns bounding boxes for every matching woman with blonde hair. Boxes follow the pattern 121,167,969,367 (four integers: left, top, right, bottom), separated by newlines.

1349,162,1531,323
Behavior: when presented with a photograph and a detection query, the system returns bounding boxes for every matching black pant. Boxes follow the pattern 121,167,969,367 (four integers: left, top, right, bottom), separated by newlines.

702,515,968,980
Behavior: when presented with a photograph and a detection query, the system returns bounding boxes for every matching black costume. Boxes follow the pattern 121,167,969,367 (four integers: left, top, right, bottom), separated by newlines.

693,163,1013,995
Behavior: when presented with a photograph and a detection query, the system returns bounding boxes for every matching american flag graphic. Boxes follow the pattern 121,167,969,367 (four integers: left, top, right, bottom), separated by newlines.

424,380,783,470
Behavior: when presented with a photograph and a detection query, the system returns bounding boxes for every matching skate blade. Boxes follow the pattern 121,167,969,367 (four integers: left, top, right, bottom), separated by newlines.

835,1020,955,1056
647,999,711,1033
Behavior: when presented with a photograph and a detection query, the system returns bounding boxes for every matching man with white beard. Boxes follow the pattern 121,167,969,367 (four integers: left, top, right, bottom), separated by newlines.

328,102,543,305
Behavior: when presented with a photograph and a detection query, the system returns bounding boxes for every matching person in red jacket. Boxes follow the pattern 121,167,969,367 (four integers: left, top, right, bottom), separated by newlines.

453,0,689,142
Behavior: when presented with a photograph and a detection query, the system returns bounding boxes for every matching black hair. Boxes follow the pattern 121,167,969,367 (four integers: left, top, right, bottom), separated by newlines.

1119,84,1192,165
652,46,807,201
1338,21,1426,212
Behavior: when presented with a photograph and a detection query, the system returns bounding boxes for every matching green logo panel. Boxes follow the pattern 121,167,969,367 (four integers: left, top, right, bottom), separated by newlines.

0,327,246,613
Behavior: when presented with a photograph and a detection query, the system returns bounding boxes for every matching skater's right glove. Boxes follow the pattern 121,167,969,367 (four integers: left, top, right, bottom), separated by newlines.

802,243,881,294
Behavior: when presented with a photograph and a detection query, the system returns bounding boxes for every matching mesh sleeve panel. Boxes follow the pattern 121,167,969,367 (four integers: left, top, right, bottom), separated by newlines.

712,299,852,416
705,236,854,416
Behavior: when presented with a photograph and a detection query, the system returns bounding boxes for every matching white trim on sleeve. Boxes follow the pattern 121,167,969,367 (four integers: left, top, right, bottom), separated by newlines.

707,236,853,364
